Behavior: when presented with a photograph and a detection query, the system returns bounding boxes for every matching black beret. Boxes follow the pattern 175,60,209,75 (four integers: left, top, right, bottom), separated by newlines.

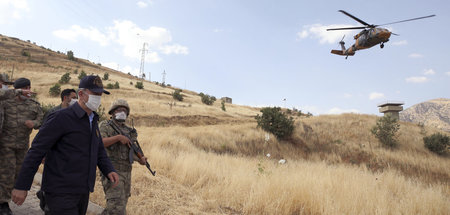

14,78,31,89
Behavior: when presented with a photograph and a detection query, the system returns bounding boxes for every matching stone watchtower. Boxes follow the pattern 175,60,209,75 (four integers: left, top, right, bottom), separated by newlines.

377,101,404,120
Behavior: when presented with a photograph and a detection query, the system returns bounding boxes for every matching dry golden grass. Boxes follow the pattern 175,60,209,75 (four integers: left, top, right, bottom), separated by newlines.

88,124,449,214
3,35,449,214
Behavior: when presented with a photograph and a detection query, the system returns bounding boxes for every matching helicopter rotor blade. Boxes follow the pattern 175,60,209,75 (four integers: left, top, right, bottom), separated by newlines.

338,10,374,27
377,14,435,26
327,26,367,31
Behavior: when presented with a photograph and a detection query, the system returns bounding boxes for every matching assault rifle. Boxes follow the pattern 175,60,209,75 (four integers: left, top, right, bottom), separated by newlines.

107,119,156,176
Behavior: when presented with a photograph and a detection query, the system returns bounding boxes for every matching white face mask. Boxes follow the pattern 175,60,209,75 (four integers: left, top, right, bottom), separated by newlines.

84,93,101,111
1,85,8,90
115,111,127,122
69,99,78,106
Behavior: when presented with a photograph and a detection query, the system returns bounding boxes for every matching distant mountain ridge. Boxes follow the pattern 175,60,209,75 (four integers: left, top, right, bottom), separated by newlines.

400,98,450,132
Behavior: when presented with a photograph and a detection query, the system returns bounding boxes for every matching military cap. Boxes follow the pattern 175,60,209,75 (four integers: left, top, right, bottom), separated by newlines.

14,78,31,89
108,99,130,115
79,75,110,95
0,73,13,85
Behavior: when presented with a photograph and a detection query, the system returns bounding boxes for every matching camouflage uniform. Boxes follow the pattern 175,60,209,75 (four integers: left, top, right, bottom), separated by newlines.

0,97,43,203
99,119,137,215
0,89,23,134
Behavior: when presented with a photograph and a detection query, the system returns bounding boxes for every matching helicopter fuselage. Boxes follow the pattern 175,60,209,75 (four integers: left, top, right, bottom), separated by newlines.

353,28,391,50
328,10,434,58
331,28,391,57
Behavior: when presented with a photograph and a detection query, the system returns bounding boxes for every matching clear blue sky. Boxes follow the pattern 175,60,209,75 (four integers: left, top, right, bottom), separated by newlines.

1,0,448,115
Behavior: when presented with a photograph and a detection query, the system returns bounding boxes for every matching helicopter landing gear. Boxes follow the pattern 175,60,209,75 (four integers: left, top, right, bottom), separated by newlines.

380,43,384,49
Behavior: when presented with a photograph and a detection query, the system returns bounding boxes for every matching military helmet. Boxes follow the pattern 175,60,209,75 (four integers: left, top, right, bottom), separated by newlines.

108,99,130,115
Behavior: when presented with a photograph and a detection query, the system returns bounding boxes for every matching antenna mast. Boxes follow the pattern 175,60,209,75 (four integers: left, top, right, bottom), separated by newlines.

139,42,148,80
162,70,166,85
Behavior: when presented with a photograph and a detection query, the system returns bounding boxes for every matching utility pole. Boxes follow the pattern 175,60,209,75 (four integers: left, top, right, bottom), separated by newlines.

162,70,166,85
139,42,148,80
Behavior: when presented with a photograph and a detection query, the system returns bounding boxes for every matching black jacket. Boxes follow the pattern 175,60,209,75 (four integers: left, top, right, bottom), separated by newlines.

15,102,115,193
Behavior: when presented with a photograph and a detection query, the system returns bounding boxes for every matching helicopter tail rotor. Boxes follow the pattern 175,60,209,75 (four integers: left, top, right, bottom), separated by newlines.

339,35,346,50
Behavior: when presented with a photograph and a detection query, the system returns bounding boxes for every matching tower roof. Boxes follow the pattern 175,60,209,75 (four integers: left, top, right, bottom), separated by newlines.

377,101,404,107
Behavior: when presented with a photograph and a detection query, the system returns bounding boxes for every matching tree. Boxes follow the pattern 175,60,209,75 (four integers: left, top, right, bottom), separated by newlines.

67,50,75,61
221,100,226,111
255,107,295,140
424,133,449,155
172,89,183,101
135,81,144,89
49,83,61,97
59,72,71,84
78,70,87,80
102,73,109,81
199,93,216,105
114,81,120,89
371,115,400,148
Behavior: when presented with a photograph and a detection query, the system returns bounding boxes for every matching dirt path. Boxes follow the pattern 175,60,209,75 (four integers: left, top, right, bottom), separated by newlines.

10,173,104,215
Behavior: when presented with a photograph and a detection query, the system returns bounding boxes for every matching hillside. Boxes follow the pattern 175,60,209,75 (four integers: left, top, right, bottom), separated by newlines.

400,98,450,132
1,34,449,214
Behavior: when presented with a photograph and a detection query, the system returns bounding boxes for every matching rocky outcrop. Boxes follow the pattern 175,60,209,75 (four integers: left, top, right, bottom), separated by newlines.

400,98,450,132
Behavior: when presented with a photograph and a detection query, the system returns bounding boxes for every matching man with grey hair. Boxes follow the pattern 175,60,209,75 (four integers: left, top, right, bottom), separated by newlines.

12,75,119,214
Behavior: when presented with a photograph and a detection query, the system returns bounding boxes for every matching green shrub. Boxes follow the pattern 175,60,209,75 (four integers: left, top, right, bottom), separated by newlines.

49,83,61,97
221,100,226,111
106,83,115,89
21,50,31,57
199,92,216,105
172,89,183,101
73,69,78,74
135,81,144,89
102,73,109,80
114,81,120,89
41,103,56,116
97,104,107,121
255,107,295,140
67,50,75,61
59,72,71,84
78,70,87,80
371,115,400,148
424,133,449,155
105,81,120,89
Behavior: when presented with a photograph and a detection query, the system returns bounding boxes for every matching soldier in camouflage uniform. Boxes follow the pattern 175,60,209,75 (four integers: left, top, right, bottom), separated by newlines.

0,78,43,215
0,74,35,135
99,99,147,215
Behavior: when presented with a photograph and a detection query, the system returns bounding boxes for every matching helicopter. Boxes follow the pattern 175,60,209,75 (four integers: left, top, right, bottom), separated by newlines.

327,10,435,59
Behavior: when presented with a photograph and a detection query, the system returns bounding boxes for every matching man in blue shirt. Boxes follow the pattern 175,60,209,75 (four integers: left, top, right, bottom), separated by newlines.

11,75,119,215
